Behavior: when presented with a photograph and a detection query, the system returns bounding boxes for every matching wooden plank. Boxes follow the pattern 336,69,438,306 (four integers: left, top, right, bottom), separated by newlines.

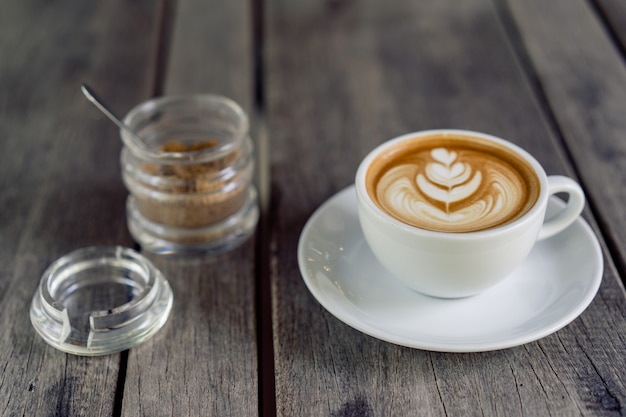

266,0,626,415
0,0,161,415
594,0,626,51
122,250,258,417
119,0,259,415
502,0,626,280
162,0,253,111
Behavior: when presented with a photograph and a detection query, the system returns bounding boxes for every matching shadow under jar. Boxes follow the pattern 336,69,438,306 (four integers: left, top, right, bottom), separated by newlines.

120,95,259,255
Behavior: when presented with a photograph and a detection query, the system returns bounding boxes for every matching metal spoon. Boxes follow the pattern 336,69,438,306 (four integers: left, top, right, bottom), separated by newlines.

80,83,151,152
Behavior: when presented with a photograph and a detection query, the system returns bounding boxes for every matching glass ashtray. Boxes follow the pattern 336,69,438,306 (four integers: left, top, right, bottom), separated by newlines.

30,246,173,356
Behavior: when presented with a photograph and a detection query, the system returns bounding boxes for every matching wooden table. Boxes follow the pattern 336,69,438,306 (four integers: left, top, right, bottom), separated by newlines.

2,0,626,415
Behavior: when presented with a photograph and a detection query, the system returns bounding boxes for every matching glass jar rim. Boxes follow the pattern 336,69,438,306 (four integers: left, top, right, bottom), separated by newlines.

121,94,249,163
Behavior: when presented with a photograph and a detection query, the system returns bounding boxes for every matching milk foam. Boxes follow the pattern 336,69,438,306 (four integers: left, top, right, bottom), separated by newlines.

374,146,534,232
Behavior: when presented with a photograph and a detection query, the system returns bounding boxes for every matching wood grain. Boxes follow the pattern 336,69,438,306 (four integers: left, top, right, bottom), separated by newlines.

119,0,259,416
163,0,254,113
122,246,258,417
265,0,626,415
594,0,626,51
0,0,161,415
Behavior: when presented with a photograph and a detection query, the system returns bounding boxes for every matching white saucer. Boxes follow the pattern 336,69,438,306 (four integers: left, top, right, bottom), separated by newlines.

297,186,603,352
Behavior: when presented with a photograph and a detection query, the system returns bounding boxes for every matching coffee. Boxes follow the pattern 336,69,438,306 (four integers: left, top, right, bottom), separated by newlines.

357,129,584,297
366,133,540,232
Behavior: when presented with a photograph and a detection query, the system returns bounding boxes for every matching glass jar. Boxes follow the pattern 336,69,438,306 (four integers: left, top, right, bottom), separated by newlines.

120,95,259,254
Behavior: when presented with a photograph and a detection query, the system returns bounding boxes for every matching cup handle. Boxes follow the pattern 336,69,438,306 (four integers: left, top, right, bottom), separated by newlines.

537,175,585,241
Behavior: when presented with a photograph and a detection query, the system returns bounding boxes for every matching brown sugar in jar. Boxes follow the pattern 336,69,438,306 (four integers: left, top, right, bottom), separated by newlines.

120,95,259,254
135,139,247,228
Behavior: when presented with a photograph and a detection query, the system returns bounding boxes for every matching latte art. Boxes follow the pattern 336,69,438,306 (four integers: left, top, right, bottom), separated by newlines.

368,136,539,232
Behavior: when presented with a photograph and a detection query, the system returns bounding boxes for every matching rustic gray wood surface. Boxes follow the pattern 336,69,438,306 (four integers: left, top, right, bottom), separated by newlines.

267,0,626,416
119,1,259,416
0,1,159,415
1,0,625,416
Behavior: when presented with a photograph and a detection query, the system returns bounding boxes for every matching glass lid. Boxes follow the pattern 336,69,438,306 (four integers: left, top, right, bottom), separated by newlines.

30,246,173,356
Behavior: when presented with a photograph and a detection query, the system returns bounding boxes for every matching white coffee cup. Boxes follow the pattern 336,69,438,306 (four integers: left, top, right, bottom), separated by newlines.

355,130,585,298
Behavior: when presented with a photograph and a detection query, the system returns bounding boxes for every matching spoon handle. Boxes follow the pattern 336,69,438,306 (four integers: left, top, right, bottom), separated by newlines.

81,84,151,152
